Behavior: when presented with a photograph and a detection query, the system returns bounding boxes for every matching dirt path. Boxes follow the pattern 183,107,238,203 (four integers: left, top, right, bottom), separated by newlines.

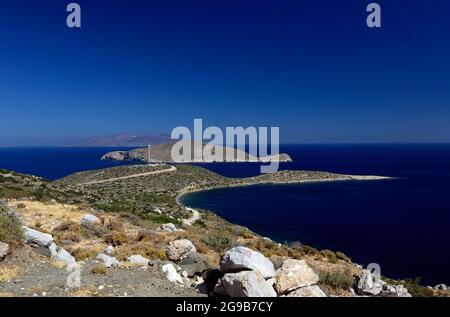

81,165,177,185
182,207,201,226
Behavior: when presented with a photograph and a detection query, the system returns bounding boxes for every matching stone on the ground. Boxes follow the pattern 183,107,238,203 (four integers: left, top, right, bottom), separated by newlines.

80,214,100,226
162,263,183,284
96,253,119,268
22,226,53,247
357,269,373,293
48,243,58,257
274,259,319,294
220,246,275,279
357,270,383,296
161,223,179,232
54,248,76,264
166,239,197,261
179,252,210,277
0,242,9,260
380,283,411,297
104,245,114,255
285,285,327,297
127,255,150,266
222,270,277,297
393,285,412,297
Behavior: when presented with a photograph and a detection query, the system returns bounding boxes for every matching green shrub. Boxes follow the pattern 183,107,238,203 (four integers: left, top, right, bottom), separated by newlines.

319,269,355,290
388,277,436,297
201,231,235,253
0,206,23,249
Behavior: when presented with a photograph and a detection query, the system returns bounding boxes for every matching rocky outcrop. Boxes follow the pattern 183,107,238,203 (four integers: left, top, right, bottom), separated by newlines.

222,271,277,297
274,259,319,294
357,269,411,297
220,246,275,279
166,239,197,261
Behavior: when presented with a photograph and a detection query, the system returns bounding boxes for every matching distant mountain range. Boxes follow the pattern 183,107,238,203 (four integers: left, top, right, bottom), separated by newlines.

65,133,171,147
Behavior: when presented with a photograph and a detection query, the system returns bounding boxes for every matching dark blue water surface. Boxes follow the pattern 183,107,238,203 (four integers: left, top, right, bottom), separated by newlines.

1,145,450,285
185,144,450,285
0,147,137,180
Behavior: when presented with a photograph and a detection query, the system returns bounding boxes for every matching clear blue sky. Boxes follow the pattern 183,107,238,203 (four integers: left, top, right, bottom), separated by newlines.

1,0,449,145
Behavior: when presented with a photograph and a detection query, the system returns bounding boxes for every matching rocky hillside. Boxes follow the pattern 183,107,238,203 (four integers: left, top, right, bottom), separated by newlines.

101,141,293,163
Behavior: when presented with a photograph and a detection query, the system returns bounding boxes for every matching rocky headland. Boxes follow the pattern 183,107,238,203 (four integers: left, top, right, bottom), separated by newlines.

101,142,293,163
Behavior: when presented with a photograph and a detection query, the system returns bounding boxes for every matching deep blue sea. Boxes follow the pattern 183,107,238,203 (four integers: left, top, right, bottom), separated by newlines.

0,147,137,180
1,145,449,285
185,144,450,286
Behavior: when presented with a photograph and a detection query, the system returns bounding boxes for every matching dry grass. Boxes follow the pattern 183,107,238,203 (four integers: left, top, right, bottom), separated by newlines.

69,284,98,297
104,230,128,246
70,245,103,261
51,260,68,270
0,266,21,282
12,200,87,232
0,292,14,297
91,264,107,275
114,241,166,261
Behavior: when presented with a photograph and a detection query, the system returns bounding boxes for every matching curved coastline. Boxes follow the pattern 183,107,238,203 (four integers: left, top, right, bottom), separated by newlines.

176,173,392,207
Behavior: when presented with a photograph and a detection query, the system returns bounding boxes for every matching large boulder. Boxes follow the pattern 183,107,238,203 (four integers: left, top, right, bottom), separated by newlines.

179,252,210,277
162,263,183,284
22,226,53,247
96,253,120,268
0,242,9,260
166,239,197,261
285,285,327,297
274,259,319,294
220,246,275,279
222,271,277,297
80,214,100,226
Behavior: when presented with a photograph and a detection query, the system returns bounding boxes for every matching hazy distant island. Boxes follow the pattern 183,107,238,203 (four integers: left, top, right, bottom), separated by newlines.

101,141,294,163
65,133,171,147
